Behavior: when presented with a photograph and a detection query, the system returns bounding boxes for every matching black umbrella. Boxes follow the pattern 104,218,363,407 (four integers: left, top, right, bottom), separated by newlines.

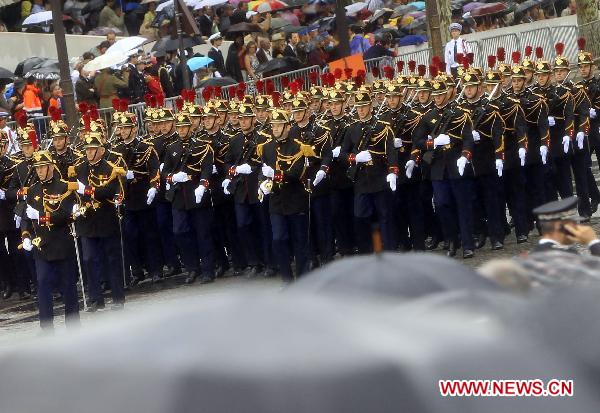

196,76,238,88
294,253,500,301
25,59,60,80
225,22,262,33
374,27,402,39
14,57,47,77
516,0,541,13
0,67,15,82
255,57,302,74
368,8,393,23
151,35,204,52
0,290,596,413
81,0,105,14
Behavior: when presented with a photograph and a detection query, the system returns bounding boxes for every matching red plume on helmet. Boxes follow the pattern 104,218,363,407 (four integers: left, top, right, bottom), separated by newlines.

463,59,470,70
255,79,265,94
333,68,342,80
555,42,565,56
417,64,426,77
236,88,245,101
535,47,543,59
295,77,305,89
202,87,212,102
432,55,441,68
238,82,247,93
112,98,120,111
371,66,380,78
89,105,99,121
49,106,62,122
497,47,506,62
265,79,275,94
78,102,89,115
354,75,364,88
14,110,28,128
328,72,336,87
290,80,300,95
408,60,416,72
281,75,290,88
28,130,38,150
308,71,318,85
456,53,464,65
213,86,222,98
119,98,129,113
344,68,353,79
467,52,474,65
227,86,236,99
487,55,497,69
383,66,394,80
83,113,91,131
156,94,165,107
396,60,404,73
175,97,184,111
320,73,328,87
271,91,281,107
578,37,586,51
189,89,197,102
525,45,532,57
512,51,521,64
429,65,438,78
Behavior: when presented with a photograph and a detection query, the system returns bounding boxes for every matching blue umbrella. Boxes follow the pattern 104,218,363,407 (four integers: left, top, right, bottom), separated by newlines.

187,56,214,72
407,1,425,10
398,34,427,46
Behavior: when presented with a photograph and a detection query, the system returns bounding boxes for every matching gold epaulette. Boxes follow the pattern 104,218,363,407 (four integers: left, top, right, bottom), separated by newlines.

258,130,272,139
377,119,391,126
67,165,76,178
256,141,266,158
295,140,316,157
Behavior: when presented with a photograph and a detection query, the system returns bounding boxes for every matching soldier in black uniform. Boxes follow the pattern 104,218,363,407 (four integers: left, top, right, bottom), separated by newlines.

461,70,506,250
341,89,398,253
325,89,356,256
413,78,475,258
223,101,241,136
223,103,274,277
75,128,126,311
532,58,574,202
486,66,529,243
576,41,600,213
254,95,272,134
22,150,80,330
163,111,215,284
554,48,593,220
113,109,164,285
288,96,333,266
510,64,550,229
258,109,311,283
48,107,81,180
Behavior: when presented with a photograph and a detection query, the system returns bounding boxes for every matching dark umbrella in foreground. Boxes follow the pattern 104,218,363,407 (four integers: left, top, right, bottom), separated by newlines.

294,252,500,300
24,59,60,80
0,290,595,413
255,57,302,74
0,67,15,82
81,0,105,14
196,76,238,88
515,0,540,13
14,57,47,77
151,35,204,52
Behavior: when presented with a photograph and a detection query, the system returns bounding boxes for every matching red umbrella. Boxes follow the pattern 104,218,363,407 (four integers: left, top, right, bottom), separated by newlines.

471,2,508,17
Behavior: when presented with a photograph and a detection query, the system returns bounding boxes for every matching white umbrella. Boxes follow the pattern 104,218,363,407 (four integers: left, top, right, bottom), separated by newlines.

22,10,53,25
106,36,150,55
83,51,130,72
195,0,226,9
345,1,366,15
156,0,173,12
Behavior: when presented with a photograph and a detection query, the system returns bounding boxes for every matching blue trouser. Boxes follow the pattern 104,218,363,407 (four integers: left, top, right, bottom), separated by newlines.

270,213,309,282
310,194,334,264
500,167,529,237
331,187,355,256
155,201,180,269
473,174,504,243
81,236,125,305
0,231,31,293
420,179,444,241
235,202,273,268
34,256,80,329
212,201,247,270
123,208,163,277
571,149,592,217
524,163,547,227
547,156,573,201
432,178,475,251
395,181,426,250
172,207,215,278
354,190,396,253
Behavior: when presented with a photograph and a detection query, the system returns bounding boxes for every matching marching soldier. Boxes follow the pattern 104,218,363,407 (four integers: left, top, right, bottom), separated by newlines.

254,95,272,134
22,150,80,330
413,78,476,258
162,111,215,284
113,109,164,285
258,109,311,283
461,70,506,250
341,89,399,253
223,103,274,277
75,124,126,311
223,101,241,136
48,107,81,180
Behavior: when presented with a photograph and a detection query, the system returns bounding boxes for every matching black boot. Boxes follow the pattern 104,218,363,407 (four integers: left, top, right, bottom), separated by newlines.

463,249,474,259
446,242,457,257
425,236,440,250
491,241,504,250
3,286,13,299
474,235,487,249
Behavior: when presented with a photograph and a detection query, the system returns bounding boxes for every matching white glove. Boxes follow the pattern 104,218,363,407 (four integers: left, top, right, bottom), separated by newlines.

222,178,231,195
14,214,21,229
26,205,40,221
0,189,5,200
355,150,372,163
171,171,189,183
495,159,503,177
518,147,526,166
577,131,585,150
548,116,556,127
72,204,82,217
22,238,33,252
393,138,403,148
235,163,252,175
159,163,164,172
457,156,468,176
259,180,272,196
261,163,275,179
126,170,135,180
165,182,171,191
313,170,326,186
590,108,597,119
212,165,217,174
405,160,416,179
433,133,451,147
77,180,86,195
146,187,157,205
562,135,570,153
332,146,341,158
194,185,206,204
472,130,481,142
386,173,397,191
540,145,548,164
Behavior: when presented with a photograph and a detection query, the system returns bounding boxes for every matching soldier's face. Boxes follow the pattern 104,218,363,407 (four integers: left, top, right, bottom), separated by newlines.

203,115,217,131
35,164,52,181
239,116,254,131
387,95,400,109
310,99,320,112
22,144,35,158
176,125,191,138
330,101,344,117
536,73,550,87
512,77,525,92
160,121,173,135
292,110,306,124
579,64,592,79
147,122,156,134
271,122,286,140
52,136,67,152
191,117,202,130
417,90,430,104
554,69,569,82
524,70,533,82
228,113,239,125
119,126,136,143
356,104,372,120
464,84,478,99
256,108,268,123
217,112,227,126
485,83,497,96
376,92,385,103
433,94,446,107
85,146,105,164
501,75,511,88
